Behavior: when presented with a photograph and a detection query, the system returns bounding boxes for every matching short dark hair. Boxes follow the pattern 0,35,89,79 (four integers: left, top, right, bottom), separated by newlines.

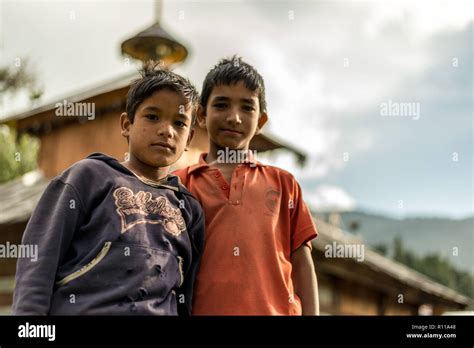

126,60,199,126
201,55,267,113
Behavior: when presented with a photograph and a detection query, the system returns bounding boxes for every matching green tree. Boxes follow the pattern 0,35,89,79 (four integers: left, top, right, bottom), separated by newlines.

0,59,42,182
393,235,405,263
373,243,388,256
0,59,42,102
0,126,39,183
390,236,474,299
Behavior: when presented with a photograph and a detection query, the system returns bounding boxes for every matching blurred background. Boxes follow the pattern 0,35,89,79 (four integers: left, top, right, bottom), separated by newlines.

0,0,472,315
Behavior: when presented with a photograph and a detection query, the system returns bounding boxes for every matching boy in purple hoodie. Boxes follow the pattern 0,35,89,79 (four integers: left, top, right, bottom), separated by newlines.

12,61,204,316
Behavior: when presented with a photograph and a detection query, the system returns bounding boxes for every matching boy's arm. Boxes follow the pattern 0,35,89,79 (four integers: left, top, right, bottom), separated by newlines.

291,243,319,315
12,179,82,315
176,200,205,316
288,177,319,315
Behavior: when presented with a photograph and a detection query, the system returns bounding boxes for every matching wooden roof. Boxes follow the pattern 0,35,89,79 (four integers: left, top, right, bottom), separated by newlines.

0,171,49,225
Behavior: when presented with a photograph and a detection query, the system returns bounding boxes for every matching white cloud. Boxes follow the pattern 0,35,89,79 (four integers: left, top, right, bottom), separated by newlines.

304,185,357,212
366,0,473,40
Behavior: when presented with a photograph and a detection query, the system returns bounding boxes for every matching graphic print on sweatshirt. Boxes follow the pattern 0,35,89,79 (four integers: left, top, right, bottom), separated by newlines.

113,187,186,235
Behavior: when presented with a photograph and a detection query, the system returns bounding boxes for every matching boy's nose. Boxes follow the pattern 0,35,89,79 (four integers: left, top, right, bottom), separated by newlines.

157,123,173,137
227,109,242,125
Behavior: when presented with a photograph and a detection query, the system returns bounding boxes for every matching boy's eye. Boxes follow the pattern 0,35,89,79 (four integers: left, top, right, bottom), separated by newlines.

175,121,187,128
243,105,256,112
145,114,159,121
213,103,227,109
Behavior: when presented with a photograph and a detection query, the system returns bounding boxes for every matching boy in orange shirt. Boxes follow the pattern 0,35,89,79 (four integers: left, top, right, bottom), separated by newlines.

174,56,319,315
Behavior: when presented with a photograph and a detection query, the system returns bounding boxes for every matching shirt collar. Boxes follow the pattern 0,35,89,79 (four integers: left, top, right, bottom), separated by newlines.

188,152,264,174
126,167,181,192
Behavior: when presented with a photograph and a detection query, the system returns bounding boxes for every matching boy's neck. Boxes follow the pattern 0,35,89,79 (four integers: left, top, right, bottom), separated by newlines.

206,143,250,166
121,154,169,183
204,143,254,170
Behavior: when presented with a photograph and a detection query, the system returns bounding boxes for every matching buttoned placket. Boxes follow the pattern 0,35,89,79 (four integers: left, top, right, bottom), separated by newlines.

228,165,244,205
211,166,245,205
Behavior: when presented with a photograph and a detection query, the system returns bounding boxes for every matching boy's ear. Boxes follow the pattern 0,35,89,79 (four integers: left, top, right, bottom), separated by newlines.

197,105,207,129
255,112,268,135
120,112,131,139
185,129,194,151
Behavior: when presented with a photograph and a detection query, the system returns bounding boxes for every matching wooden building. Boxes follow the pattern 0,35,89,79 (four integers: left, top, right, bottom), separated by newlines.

313,219,471,315
0,73,471,314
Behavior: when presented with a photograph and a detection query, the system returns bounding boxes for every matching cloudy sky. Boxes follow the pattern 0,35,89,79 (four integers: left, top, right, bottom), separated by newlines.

1,0,472,218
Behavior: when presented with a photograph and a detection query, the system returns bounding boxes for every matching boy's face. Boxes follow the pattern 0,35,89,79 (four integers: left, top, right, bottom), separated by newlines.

200,81,267,151
121,89,194,168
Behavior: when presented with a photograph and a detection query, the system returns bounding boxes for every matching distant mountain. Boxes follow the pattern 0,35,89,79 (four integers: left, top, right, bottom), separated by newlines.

316,211,473,273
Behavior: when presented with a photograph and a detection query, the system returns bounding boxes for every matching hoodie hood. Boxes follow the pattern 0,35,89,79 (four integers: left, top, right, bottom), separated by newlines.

86,152,193,197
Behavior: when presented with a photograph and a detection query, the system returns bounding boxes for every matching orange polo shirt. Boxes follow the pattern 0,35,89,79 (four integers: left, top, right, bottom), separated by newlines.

174,154,317,315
